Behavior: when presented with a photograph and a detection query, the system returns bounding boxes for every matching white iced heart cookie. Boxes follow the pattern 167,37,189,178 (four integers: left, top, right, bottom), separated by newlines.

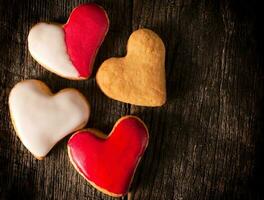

9,80,90,159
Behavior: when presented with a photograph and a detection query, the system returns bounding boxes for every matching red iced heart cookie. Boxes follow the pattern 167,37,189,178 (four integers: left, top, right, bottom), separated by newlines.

67,116,149,197
28,4,109,79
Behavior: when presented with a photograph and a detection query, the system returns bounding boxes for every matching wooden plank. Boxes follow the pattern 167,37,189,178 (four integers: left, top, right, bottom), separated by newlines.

0,0,132,199
129,0,264,199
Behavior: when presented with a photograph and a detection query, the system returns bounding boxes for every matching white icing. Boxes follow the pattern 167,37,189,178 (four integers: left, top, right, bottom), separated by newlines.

28,23,79,78
9,80,90,158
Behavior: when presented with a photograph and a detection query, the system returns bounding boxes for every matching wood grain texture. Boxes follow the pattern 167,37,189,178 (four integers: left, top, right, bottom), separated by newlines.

0,0,263,199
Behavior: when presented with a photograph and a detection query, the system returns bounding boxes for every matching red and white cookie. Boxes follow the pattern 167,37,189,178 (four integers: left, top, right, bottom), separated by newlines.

9,80,90,159
28,4,109,80
67,116,149,197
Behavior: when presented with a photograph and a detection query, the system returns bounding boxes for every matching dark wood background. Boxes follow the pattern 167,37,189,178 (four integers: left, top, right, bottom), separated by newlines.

0,0,264,199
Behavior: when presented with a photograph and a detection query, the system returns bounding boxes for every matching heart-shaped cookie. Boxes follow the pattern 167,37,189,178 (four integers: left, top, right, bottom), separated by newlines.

28,4,109,80
9,80,90,159
67,116,149,197
96,28,166,106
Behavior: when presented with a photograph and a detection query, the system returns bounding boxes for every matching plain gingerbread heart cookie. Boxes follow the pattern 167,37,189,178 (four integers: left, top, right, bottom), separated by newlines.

28,4,109,80
67,116,149,197
96,28,166,106
9,80,90,159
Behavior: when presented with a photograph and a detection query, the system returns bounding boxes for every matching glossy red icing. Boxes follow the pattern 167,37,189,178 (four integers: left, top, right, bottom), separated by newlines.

64,4,109,78
68,117,149,196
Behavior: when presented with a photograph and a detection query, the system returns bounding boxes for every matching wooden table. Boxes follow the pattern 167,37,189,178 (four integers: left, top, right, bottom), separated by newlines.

0,0,263,199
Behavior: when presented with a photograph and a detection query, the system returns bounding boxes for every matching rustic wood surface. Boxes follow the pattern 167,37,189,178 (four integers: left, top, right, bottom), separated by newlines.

0,0,263,199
